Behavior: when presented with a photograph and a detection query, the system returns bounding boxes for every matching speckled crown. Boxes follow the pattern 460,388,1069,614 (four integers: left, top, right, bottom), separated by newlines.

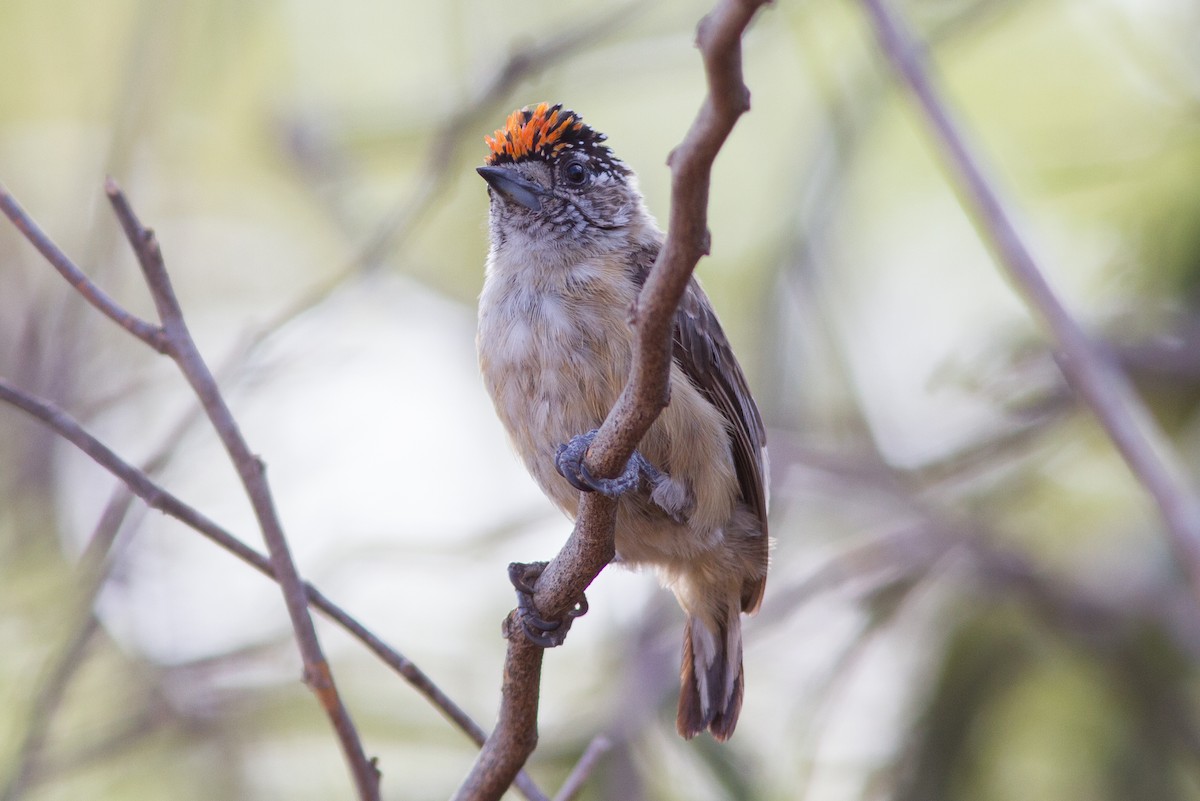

484,102,628,174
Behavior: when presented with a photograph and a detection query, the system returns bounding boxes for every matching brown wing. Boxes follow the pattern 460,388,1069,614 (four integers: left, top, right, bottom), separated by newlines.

627,244,770,604
671,277,769,533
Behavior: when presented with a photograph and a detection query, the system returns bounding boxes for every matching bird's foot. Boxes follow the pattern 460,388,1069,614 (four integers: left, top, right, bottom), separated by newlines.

505,561,588,648
555,428,655,498
649,471,695,526
555,428,693,524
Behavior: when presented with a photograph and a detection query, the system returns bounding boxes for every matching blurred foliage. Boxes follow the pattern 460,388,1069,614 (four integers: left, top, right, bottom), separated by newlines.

3,0,1200,799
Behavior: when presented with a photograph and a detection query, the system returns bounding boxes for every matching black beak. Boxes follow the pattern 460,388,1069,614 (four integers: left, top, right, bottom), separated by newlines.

477,166,549,212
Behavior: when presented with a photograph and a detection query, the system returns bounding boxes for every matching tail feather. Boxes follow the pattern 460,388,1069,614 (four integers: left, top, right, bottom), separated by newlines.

676,612,744,741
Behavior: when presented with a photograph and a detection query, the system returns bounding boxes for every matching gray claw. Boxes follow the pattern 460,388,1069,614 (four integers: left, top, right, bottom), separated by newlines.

506,561,588,648
554,429,656,498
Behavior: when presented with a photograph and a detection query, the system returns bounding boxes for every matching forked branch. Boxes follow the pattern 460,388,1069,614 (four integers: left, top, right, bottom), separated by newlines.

0,376,553,801
0,182,381,801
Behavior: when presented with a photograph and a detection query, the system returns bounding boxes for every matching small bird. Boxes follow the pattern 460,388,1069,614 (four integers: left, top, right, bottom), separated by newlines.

476,102,768,741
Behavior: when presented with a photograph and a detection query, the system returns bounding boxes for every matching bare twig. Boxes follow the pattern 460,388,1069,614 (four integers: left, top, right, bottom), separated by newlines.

2,166,557,801
586,0,768,478
0,183,379,799
102,180,380,800
857,0,1200,600
451,2,771,800
90,3,651,523
0,378,550,801
0,187,165,351
551,736,612,801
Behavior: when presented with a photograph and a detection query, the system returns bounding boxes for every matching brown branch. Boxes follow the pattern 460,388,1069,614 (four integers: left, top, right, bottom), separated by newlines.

100,180,380,800
0,377,551,801
121,4,650,515
0,183,378,799
451,2,771,799
588,0,764,477
2,176,556,801
856,0,1200,604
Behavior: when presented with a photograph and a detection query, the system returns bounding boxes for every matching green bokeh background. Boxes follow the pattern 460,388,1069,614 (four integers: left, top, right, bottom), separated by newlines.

3,0,1200,799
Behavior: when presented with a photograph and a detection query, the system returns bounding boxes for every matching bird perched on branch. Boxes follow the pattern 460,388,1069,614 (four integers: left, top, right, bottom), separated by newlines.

476,102,768,741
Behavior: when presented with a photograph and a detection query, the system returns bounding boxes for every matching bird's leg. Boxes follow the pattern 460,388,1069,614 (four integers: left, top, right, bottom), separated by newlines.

505,561,588,648
555,428,693,524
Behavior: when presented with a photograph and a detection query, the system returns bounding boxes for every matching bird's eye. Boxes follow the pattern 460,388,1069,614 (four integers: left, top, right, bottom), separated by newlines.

563,160,589,187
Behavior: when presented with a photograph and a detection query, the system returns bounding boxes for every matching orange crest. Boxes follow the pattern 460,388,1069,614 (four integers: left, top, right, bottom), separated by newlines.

484,102,585,164
484,102,622,170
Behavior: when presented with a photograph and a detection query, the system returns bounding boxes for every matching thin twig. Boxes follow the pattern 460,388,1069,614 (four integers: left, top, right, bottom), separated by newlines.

1,164,638,801
0,377,550,801
586,0,766,477
85,1,652,514
0,182,379,800
101,180,381,800
451,2,770,800
0,186,166,351
857,0,1200,600
551,736,612,801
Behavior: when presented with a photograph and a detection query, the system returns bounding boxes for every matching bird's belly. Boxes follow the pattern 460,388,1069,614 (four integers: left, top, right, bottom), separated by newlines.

478,280,739,569
480,300,632,516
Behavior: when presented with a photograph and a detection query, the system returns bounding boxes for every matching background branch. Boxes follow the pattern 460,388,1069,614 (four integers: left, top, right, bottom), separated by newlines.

0,184,380,799
0,187,165,351
115,182,382,800
0,13,649,785
0,376,551,801
857,0,1200,600
451,2,771,799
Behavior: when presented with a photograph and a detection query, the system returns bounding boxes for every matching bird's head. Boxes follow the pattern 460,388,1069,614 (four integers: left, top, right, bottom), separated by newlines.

478,103,646,255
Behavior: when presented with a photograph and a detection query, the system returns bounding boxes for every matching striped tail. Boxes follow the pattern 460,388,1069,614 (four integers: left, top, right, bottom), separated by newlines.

676,608,744,741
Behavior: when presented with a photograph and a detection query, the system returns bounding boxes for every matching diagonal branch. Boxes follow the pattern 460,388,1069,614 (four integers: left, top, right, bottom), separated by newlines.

451,2,771,800
106,180,380,800
857,0,1200,603
0,187,166,351
0,377,552,801
0,183,379,800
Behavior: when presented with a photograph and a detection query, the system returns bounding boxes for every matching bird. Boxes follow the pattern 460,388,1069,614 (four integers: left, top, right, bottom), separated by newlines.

475,102,768,741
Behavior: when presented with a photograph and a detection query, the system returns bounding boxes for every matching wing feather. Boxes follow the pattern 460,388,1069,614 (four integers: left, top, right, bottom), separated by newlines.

627,243,769,552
